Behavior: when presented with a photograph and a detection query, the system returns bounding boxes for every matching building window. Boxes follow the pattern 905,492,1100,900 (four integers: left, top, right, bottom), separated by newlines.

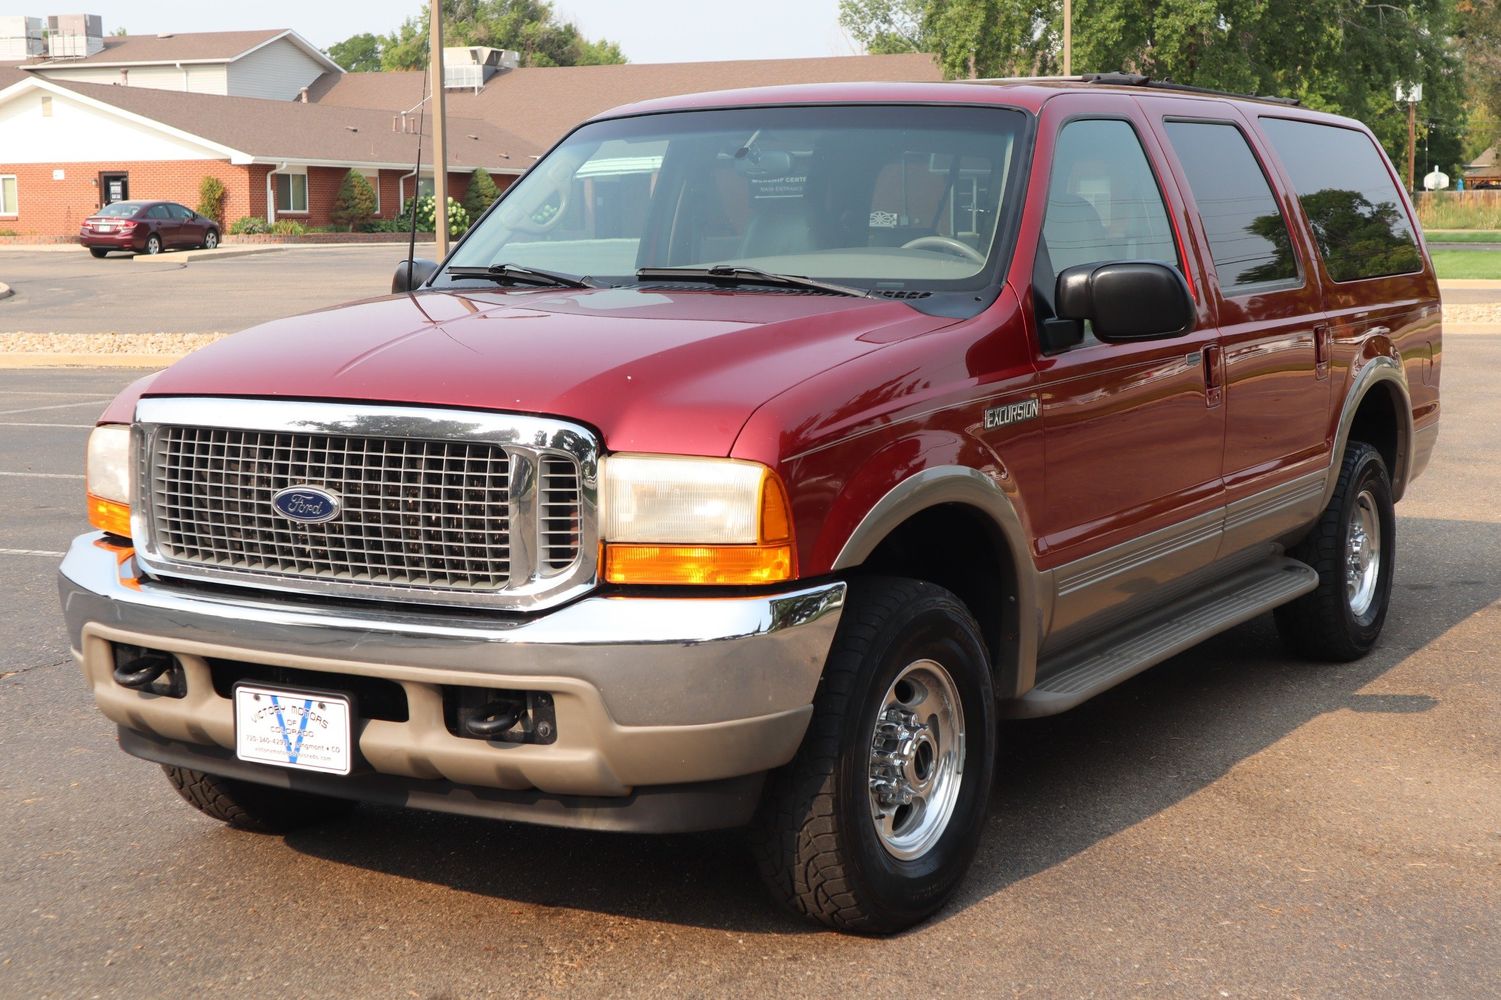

360,170,381,214
275,172,308,214
0,175,17,216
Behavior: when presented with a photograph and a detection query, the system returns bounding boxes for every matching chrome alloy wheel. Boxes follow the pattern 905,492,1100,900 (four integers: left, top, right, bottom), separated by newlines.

867,658,966,861
1346,488,1382,619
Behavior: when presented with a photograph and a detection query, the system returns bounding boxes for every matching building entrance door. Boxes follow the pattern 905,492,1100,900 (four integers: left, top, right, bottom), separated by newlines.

99,172,129,205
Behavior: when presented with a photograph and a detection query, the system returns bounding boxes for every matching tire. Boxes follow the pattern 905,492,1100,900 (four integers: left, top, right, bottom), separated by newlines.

163,765,356,834
88,247,108,258
750,577,996,934
1275,442,1396,661
203,230,219,250
143,233,162,255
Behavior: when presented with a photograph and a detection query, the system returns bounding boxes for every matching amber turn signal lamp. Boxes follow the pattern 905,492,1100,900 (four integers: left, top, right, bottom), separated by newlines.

87,493,132,539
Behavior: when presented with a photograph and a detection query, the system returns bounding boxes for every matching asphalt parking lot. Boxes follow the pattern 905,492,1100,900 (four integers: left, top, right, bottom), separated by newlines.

0,309,1497,997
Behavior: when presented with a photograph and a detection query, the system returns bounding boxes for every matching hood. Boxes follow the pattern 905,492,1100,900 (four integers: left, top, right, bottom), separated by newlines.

143,286,956,455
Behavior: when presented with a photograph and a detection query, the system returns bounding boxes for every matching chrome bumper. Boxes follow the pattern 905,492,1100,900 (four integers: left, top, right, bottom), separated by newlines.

59,533,844,802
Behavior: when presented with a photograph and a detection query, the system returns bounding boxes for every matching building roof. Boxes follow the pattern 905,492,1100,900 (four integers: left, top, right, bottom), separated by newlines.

17,28,339,72
1465,145,1499,176
306,53,943,148
30,77,535,169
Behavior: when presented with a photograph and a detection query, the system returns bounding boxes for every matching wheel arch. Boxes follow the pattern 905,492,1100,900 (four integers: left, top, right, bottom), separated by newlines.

831,466,1044,699
1327,357,1414,506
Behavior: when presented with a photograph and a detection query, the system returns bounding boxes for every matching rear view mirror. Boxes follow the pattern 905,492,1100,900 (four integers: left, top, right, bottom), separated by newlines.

392,258,438,293
1054,261,1194,342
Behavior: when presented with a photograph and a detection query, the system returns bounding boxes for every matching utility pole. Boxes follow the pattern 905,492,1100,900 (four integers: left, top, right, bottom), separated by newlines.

1407,98,1416,193
1063,0,1072,76
429,0,450,258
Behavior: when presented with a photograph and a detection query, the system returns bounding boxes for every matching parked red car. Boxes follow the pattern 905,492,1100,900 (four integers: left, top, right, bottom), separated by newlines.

78,200,220,257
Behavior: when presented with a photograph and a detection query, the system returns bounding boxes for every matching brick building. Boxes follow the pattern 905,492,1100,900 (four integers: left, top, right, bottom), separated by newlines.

0,16,941,237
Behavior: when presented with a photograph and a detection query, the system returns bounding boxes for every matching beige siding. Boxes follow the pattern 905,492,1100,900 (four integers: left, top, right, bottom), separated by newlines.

227,38,328,100
30,63,229,95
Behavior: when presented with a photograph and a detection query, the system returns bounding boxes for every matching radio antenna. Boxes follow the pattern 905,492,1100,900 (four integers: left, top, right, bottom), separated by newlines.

406,49,430,294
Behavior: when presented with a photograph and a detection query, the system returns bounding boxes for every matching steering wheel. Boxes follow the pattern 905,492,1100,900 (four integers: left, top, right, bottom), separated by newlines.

511,186,570,235
900,235,986,264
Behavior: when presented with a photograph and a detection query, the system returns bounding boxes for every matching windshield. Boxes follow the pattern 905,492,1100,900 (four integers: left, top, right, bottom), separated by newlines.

445,104,1027,300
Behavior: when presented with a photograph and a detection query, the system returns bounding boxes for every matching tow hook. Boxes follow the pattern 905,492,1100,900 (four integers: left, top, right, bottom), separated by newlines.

462,698,527,738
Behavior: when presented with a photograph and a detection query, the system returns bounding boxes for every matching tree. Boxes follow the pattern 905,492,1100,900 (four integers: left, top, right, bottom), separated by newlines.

332,170,378,232
840,0,1475,175
357,0,626,71
1457,0,1501,148
463,168,501,220
196,175,226,225
327,33,384,73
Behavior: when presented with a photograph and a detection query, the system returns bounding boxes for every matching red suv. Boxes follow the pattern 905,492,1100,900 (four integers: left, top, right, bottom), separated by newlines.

78,199,220,257
61,75,1440,932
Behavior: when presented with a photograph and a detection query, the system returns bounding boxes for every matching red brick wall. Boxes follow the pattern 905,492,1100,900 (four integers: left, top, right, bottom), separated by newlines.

0,160,257,236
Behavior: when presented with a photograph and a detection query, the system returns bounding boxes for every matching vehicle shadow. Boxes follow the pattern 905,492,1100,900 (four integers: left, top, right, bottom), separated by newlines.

282,516,1499,934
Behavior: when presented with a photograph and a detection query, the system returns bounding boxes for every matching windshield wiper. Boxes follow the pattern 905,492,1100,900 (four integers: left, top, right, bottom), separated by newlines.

445,263,604,289
636,265,870,298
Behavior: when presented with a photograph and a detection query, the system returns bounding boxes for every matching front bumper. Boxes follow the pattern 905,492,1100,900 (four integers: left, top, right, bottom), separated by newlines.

59,534,844,829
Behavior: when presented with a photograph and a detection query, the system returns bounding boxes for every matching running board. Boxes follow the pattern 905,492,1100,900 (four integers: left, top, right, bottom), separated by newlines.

1004,557,1318,718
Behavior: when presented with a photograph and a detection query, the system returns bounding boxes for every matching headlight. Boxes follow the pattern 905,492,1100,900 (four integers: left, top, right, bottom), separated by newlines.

86,424,132,538
600,454,795,585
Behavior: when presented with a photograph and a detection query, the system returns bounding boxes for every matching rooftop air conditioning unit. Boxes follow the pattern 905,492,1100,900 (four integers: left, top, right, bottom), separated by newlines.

46,13,104,59
0,16,45,60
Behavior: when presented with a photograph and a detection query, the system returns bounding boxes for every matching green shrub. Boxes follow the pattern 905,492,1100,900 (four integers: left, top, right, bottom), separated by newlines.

196,175,227,225
0,228,17,237
270,219,307,236
406,195,469,239
228,216,268,235
463,168,501,222
331,170,378,232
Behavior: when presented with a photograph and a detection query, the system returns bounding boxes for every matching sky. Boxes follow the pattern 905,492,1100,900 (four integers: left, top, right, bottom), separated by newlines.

78,1,859,63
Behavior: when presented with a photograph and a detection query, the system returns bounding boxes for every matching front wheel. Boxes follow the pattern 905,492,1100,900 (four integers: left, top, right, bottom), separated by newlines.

203,229,219,249
750,577,996,933
163,766,355,834
1275,442,1396,660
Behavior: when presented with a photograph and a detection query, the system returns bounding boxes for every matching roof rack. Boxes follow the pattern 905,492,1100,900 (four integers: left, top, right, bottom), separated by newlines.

965,71,1301,107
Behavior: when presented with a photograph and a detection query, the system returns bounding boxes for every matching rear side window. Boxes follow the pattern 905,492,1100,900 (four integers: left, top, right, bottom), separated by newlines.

1257,118,1422,282
1163,121,1297,291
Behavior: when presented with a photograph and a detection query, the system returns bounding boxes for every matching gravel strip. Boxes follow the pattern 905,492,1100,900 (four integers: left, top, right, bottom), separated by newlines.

0,332,227,356
1444,303,1501,326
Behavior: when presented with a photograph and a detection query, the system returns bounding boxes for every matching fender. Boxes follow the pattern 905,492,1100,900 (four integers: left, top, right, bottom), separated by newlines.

831,465,1049,697
1323,355,1414,508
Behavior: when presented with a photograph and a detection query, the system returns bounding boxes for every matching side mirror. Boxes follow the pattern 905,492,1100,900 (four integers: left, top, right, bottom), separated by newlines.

392,258,439,293
1054,261,1194,343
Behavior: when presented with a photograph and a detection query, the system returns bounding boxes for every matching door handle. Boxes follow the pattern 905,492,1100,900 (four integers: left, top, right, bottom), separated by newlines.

1314,323,1332,380
1202,344,1224,408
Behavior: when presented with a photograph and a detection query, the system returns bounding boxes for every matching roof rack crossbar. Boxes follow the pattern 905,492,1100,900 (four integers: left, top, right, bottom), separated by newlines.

1080,71,1301,107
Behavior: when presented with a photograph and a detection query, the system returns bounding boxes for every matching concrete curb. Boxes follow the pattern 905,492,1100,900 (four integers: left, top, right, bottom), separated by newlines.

0,352,183,368
0,281,11,300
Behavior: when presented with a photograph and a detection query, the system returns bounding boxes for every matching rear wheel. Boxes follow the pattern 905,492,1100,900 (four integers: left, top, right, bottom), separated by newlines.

1275,442,1396,661
143,233,162,255
163,765,355,834
88,247,108,258
750,577,996,933
203,229,219,250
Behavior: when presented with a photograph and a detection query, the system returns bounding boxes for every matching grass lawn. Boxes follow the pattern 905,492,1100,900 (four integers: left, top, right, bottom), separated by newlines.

1431,249,1501,279
1425,229,1501,243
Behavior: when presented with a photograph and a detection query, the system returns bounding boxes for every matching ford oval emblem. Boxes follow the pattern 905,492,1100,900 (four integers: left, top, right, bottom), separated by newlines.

271,486,342,523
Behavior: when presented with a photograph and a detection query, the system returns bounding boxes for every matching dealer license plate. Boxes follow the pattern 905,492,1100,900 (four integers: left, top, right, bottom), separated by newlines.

234,684,352,775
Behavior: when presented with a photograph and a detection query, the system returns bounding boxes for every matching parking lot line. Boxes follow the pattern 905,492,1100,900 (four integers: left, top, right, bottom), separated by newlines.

0,391,114,398
0,547,65,557
0,422,93,428
0,400,109,416
0,470,84,479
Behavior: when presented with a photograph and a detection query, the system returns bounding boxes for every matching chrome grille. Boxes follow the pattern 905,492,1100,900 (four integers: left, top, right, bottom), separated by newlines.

134,398,600,611
539,456,581,570
151,427,512,589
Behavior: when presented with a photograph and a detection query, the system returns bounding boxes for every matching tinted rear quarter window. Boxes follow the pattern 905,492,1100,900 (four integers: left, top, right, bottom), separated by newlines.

1163,121,1298,291
1257,118,1422,282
